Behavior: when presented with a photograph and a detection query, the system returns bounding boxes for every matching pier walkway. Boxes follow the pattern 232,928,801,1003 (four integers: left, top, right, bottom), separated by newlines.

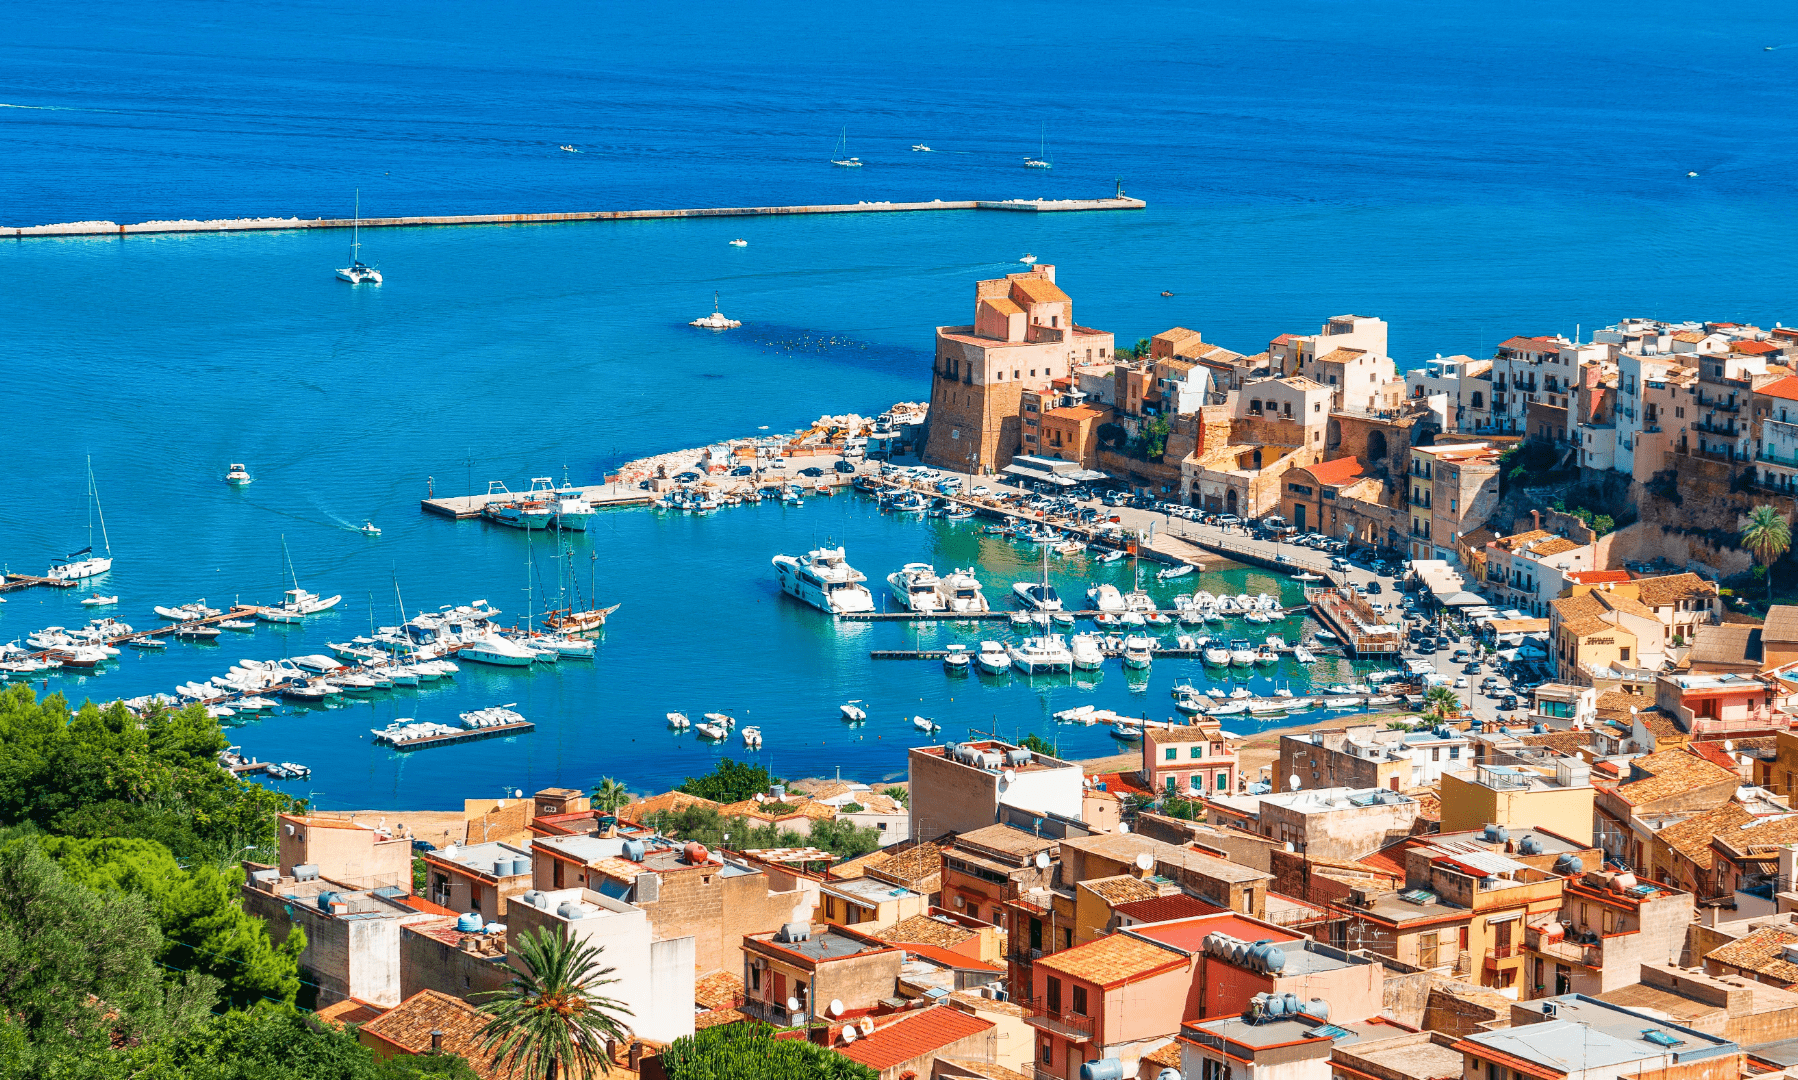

7,195,1146,239
0,573,78,594
421,483,653,520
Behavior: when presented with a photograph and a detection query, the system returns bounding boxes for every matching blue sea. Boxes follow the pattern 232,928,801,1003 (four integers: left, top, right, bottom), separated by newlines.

4,0,1797,807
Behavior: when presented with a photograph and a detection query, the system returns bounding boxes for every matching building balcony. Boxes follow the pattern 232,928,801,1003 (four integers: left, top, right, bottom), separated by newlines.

1024,1006,1097,1042
1692,420,1739,436
1523,925,1602,968
1698,397,1741,413
1758,452,1798,469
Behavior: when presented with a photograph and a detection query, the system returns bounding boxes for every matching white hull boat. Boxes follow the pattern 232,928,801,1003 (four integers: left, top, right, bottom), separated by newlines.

667,712,690,729
888,563,945,613
1070,633,1104,670
976,641,1011,674
1009,635,1073,674
773,546,876,615
840,701,867,722
458,634,538,667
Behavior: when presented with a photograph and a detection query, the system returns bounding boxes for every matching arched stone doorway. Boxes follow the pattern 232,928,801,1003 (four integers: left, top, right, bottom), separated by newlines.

1367,430,1388,462
1226,489,1238,514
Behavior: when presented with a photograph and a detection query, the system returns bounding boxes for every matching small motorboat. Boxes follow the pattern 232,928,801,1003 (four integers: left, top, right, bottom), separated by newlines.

217,619,257,631
1175,696,1205,715
128,637,167,650
225,463,253,486
1292,572,1323,582
741,726,763,749
1156,565,1194,581
1109,722,1143,741
976,641,1010,674
175,626,222,640
1161,290,1174,297
1293,646,1318,664
702,712,736,729
82,594,119,606
729,238,748,247
1229,686,1253,699
1009,612,1033,629
361,521,381,536
559,144,579,152
666,712,690,730
943,645,972,672
695,720,729,740
913,144,933,152
913,715,941,733
1052,612,1076,627
840,700,867,722
1095,549,1125,564
1313,630,1340,644
1145,612,1173,627
1020,253,1037,264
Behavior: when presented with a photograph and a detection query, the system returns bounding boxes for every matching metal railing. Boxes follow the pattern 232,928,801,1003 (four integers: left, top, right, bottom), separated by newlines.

1024,1005,1097,1041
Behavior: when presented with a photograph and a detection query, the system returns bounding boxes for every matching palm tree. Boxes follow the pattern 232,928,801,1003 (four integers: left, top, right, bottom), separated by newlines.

1423,685,1460,720
591,777,629,815
478,926,634,1079
1742,505,1792,603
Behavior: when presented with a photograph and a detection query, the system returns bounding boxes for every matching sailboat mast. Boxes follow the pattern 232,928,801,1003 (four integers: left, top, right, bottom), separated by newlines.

351,189,360,263
90,458,109,557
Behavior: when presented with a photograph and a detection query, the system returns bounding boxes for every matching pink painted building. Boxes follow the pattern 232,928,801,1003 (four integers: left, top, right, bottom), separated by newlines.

1656,672,1784,736
1027,932,1191,1080
1141,720,1240,798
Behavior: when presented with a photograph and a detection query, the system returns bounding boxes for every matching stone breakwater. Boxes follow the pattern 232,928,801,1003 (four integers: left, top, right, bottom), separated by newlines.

5,197,1146,238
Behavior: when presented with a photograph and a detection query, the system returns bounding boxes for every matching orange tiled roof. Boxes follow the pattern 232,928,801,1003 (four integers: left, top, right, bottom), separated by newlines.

695,969,745,1011
1735,340,1778,355
1616,751,1738,806
1635,572,1717,608
393,894,459,917
1304,457,1366,487
316,997,386,1028
359,990,530,1080
878,914,976,951
1707,926,1798,984
1655,803,1753,872
1034,932,1184,987
1111,893,1225,924
836,1006,993,1072
1080,875,1160,906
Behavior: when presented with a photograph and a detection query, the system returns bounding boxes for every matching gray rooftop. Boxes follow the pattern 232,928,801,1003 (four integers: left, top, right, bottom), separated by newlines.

1186,1015,1383,1053
1059,832,1272,885
752,926,895,964
1476,997,1738,1069
826,877,918,904
536,834,630,863
435,841,532,877
1275,939,1374,976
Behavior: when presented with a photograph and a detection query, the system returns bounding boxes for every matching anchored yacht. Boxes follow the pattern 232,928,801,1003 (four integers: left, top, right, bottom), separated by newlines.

1008,634,1073,674
772,546,876,615
934,567,989,613
887,563,945,613
1069,633,1104,670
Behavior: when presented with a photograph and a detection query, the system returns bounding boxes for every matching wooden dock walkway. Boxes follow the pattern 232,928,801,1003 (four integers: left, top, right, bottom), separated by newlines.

0,573,78,594
379,721,535,752
8,195,1146,239
421,483,653,520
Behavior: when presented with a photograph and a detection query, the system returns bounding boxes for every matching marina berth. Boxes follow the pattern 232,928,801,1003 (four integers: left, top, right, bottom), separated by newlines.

887,562,945,612
457,632,538,667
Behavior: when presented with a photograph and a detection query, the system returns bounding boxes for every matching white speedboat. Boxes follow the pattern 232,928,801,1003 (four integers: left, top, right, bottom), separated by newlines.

935,567,989,613
1095,549,1125,564
913,715,940,733
667,712,691,730
976,640,1010,674
695,720,729,740
1009,635,1073,674
1109,722,1142,742
81,594,118,607
1293,646,1318,664
703,712,736,728
1087,583,1126,613
840,700,867,722
1229,639,1256,666
361,521,381,536
217,619,256,631
912,144,932,152
1121,635,1154,670
1175,695,1205,714
1203,644,1230,666
267,587,342,617
1314,630,1340,644
1293,571,1323,582
773,547,876,615
1145,611,1172,627
888,563,945,613
741,726,763,749
1070,633,1104,670
1255,645,1279,664
1157,564,1194,581
1012,582,1063,611
943,645,971,672
1216,595,1242,615
225,463,253,486
729,238,748,247
335,189,383,284
458,633,538,667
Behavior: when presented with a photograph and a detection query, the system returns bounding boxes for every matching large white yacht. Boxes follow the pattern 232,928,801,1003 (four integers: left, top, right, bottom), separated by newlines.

934,567,989,613
1086,583,1126,612
772,547,876,615
1009,634,1073,674
458,633,538,667
887,563,944,613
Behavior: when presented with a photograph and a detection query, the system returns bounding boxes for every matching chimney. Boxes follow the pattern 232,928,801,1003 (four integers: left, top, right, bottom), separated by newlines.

628,1041,644,1069
1532,510,1541,531
430,1030,443,1052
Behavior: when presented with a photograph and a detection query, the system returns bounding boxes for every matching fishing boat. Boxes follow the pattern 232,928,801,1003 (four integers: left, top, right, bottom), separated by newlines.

942,645,971,672
481,482,556,530
335,189,383,284
830,127,862,167
48,458,113,581
840,700,867,722
740,726,763,749
689,289,742,329
81,594,118,606
1156,564,1194,581
667,712,691,730
225,464,253,486
361,521,381,536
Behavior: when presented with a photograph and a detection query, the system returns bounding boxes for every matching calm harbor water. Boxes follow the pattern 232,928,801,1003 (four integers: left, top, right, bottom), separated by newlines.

5,0,1797,806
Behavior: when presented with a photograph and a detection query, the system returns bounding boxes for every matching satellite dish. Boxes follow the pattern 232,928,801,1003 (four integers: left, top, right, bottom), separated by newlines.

515,789,524,799
841,1026,857,1043
829,999,844,1017
1135,852,1154,871
1724,740,1735,752
1289,774,1301,792
1118,823,1130,834
786,997,801,1013
1035,852,1051,869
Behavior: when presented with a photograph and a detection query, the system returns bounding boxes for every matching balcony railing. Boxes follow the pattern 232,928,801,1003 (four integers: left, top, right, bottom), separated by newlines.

1523,925,1602,967
1698,397,1741,413
1024,1006,1097,1042
1692,420,1739,436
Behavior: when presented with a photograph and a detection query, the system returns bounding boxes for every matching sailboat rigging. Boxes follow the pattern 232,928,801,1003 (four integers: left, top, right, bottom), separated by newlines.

335,189,383,284
831,127,863,168
1024,122,1053,169
48,456,113,581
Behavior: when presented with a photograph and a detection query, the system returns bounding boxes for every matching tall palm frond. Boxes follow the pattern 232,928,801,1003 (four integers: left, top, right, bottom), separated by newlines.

477,926,634,1079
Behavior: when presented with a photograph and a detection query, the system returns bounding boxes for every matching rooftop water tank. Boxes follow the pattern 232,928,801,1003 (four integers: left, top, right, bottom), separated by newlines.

1006,749,1033,767
316,891,340,912
1302,997,1330,1021
1518,837,1542,856
1080,1058,1125,1080
622,839,647,862
456,912,484,932
1283,993,1301,1015
556,901,587,921
1261,944,1286,974
684,842,709,865
1554,854,1584,875
522,891,544,908
1613,872,1638,892
494,859,511,876
596,814,617,831
1483,824,1509,843
1265,992,1287,1017
512,857,530,877
778,922,811,943
1533,723,1548,734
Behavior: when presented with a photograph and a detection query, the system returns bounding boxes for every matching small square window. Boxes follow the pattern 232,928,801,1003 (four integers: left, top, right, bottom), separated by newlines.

1164,748,1176,761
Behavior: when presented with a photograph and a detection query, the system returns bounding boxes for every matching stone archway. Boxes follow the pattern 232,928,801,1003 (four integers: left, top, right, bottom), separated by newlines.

1226,489,1238,514
1327,418,1342,450
1368,430,1388,462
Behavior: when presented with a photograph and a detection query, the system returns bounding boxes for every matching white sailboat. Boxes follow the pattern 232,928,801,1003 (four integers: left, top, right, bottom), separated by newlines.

831,127,863,167
1024,122,1053,169
48,457,113,582
335,189,382,284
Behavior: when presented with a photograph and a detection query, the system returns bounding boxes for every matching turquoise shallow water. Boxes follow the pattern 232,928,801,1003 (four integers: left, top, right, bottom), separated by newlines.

6,0,1798,805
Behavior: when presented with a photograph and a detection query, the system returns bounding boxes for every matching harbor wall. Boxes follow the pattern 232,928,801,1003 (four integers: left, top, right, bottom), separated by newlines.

5,196,1146,239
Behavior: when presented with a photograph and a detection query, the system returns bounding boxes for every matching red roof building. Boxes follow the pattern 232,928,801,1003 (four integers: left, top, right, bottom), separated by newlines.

834,1005,995,1078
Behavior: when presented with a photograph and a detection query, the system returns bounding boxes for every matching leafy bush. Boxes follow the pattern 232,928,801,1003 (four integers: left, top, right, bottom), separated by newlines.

678,759,783,804
660,1022,878,1080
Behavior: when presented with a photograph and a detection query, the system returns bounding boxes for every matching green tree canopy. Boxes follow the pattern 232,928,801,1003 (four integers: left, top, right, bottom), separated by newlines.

677,758,781,804
660,1022,878,1080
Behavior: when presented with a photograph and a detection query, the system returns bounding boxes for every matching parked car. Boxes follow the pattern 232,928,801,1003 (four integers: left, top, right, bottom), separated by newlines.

834,460,857,474
971,485,991,496
796,467,823,477
1453,648,1472,660
674,471,701,482
1453,676,1469,689
1365,581,1382,594
1463,662,1483,674
1501,695,1518,710
769,458,786,469
731,465,754,477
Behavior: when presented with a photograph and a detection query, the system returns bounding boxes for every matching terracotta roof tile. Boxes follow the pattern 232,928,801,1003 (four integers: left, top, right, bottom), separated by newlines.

862,841,949,889
1034,933,1185,987
1595,691,1650,718
1500,336,1560,352
1718,814,1798,852
694,1008,749,1031
1304,457,1367,487
315,997,385,1028
1656,803,1754,872
1143,1043,1184,1069
900,942,1005,972
878,915,976,951
1112,894,1227,924
1735,340,1779,356
695,969,745,1011
1707,926,1798,983
1690,623,1763,666
1616,751,1738,806
1315,347,1368,365
1567,570,1633,585
1552,594,1607,624
1080,875,1161,906
835,1005,994,1071
1764,606,1798,643
1634,573,1717,608
1010,276,1072,307
623,791,719,823
1760,376,1798,401
360,990,530,1080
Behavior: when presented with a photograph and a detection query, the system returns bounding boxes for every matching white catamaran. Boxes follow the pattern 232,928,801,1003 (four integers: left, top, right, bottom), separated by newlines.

335,189,382,285
48,457,112,581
